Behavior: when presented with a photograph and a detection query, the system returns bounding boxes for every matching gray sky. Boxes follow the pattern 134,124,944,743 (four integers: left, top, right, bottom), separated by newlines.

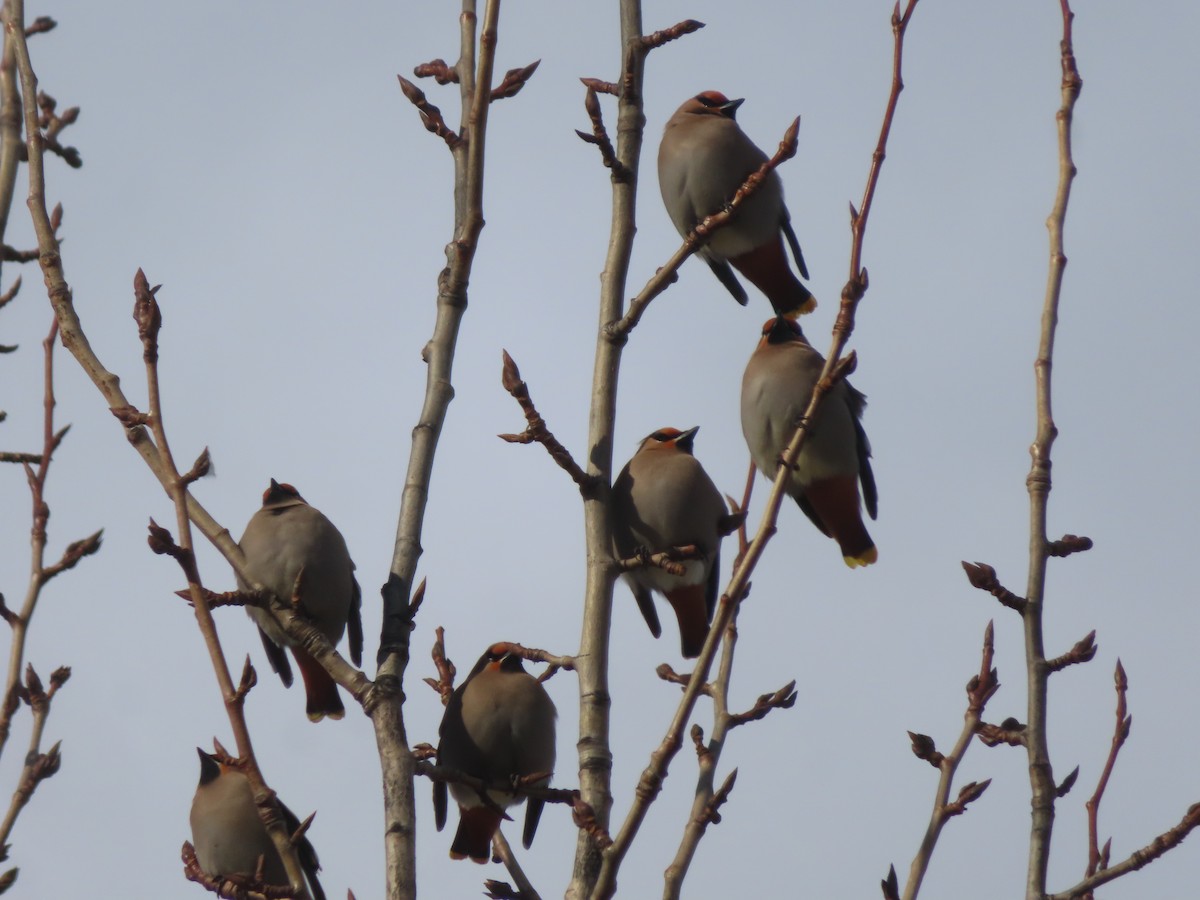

1,1,1198,897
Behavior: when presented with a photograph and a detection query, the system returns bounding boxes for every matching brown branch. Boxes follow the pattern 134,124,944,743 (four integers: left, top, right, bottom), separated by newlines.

606,116,801,339
978,718,1028,749
182,840,297,900
1046,803,1200,900
578,77,616,96
380,4,508,892
0,277,21,309
1081,660,1131,894
127,269,316,900
498,349,597,496
655,664,712,698
614,544,703,578
575,84,628,181
1022,1,1084,893
22,16,53,37
488,640,576,676
640,19,704,51
38,529,101,582
0,313,92,871
1045,630,1097,673
900,620,997,899
840,0,919,339
414,759,581,811
484,880,524,900
396,74,461,148
33,92,78,168
726,680,797,729
490,59,539,101
491,831,541,900
413,58,458,84
423,626,456,706
700,768,737,826
961,561,1028,613
0,451,38,463
568,4,651,889
0,244,34,261
1046,533,1093,557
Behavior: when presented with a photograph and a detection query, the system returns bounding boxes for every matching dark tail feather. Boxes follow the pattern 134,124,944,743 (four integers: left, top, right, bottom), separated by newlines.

450,806,503,863
705,257,750,305
631,582,662,639
433,779,448,832
258,627,294,688
523,798,545,849
781,215,810,279
293,648,345,722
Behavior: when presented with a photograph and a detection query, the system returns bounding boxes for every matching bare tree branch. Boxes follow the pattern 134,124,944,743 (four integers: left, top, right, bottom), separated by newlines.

900,621,998,899
379,1,513,893
1021,2,1083,894
498,350,597,496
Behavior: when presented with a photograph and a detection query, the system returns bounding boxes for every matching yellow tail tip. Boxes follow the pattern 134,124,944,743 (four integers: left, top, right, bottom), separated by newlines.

843,546,878,568
785,296,818,319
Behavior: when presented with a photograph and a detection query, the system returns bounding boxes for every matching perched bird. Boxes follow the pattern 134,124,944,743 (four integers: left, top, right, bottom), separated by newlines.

741,317,878,567
658,90,816,318
611,426,734,658
189,748,325,900
434,644,557,863
238,479,363,722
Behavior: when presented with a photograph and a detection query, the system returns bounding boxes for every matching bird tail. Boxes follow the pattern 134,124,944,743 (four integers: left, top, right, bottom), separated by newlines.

663,584,712,659
450,806,504,863
800,477,877,569
729,238,817,318
293,648,346,722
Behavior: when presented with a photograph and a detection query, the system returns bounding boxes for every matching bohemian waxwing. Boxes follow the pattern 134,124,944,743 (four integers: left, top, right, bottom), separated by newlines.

741,317,878,567
658,90,816,319
611,426,733,658
189,748,326,900
434,644,557,863
238,480,363,722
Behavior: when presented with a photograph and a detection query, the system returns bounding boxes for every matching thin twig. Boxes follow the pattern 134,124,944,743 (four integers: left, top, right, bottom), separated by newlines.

566,2,649,893
379,1,510,894
1045,802,1200,900
498,350,597,496
900,621,998,899
0,319,90,866
132,270,313,900
491,831,541,900
1081,660,1131,896
1022,2,1083,895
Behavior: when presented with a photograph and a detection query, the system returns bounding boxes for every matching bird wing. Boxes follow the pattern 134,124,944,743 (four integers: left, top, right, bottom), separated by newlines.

705,257,750,305
258,626,294,688
780,214,810,280
347,577,364,667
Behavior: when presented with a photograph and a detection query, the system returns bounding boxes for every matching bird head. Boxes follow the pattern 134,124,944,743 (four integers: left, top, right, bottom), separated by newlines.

195,747,225,785
760,315,806,346
639,426,700,455
686,90,744,120
261,479,306,508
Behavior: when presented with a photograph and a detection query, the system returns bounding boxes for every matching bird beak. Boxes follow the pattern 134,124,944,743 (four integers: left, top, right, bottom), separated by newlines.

720,97,745,118
676,426,700,453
